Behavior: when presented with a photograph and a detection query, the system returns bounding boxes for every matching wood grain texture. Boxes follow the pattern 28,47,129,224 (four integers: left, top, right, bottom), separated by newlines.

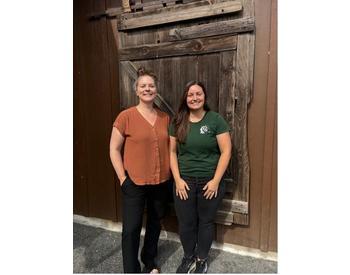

219,199,248,214
230,0,255,224
118,0,242,30
74,0,89,216
169,16,255,41
197,53,220,112
260,0,277,252
116,0,254,226
119,35,237,60
74,0,118,221
105,9,122,221
217,0,277,251
218,50,236,192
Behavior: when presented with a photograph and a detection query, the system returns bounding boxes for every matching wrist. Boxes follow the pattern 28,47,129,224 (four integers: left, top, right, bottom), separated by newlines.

173,174,182,182
212,177,221,185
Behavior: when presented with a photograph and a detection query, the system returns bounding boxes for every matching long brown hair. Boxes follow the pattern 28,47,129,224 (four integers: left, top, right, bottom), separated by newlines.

174,81,210,143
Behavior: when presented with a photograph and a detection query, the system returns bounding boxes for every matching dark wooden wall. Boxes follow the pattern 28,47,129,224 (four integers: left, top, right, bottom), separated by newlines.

74,0,277,252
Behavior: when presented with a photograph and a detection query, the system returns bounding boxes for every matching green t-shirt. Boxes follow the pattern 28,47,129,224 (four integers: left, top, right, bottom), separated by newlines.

169,111,230,177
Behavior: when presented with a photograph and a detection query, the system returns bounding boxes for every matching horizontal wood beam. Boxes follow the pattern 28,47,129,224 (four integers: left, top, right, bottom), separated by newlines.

215,211,249,225
119,35,237,61
117,0,242,30
219,199,248,214
169,16,255,41
131,0,180,11
215,210,234,225
121,0,211,19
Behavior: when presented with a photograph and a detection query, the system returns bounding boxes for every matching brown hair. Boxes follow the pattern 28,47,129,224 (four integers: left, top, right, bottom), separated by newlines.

173,81,210,143
133,67,158,91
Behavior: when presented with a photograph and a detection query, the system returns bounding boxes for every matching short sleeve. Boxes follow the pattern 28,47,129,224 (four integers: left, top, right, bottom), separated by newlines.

113,111,128,136
215,113,230,135
169,122,176,137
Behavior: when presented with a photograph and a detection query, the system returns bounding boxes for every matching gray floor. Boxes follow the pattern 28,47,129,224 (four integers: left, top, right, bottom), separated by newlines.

73,222,277,273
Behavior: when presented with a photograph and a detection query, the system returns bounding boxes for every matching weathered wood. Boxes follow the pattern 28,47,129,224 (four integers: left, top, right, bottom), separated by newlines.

230,0,254,220
105,7,124,17
232,213,249,225
120,60,175,116
169,16,255,41
217,50,236,201
118,0,242,30
224,178,234,193
131,0,180,10
122,0,131,12
118,17,159,48
121,60,138,80
219,199,248,214
215,210,234,225
115,0,256,227
121,0,225,20
260,0,277,252
119,35,237,61
197,53,220,112
240,0,255,103
161,55,198,105
120,62,138,109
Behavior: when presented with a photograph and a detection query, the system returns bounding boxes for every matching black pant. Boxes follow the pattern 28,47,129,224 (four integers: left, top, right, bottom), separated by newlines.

173,176,226,260
121,176,169,273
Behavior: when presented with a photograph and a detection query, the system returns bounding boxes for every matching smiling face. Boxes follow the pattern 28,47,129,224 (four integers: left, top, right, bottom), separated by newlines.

186,84,205,111
136,75,157,103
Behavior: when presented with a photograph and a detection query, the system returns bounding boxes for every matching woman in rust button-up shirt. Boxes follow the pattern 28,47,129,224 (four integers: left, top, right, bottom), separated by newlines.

109,67,171,273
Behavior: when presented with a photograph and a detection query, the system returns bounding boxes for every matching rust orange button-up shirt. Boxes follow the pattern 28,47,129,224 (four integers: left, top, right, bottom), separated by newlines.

113,106,171,185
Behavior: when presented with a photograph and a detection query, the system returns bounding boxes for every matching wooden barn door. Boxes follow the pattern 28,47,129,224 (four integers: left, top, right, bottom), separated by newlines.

112,0,255,225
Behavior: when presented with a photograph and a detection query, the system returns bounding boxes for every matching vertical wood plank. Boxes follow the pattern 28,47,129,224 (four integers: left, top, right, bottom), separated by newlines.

74,0,89,216
120,61,138,108
260,0,277,252
74,0,117,221
158,56,182,111
218,50,236,187
197,53,220,112
106,1,122,222
268,116,277,252
157,55,198,113
231,0,254,205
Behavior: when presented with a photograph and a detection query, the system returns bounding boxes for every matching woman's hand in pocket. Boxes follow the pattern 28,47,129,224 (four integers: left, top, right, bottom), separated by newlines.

119,175,127,186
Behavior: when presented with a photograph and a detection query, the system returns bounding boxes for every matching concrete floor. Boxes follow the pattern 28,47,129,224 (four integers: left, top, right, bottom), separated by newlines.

73,222,277,273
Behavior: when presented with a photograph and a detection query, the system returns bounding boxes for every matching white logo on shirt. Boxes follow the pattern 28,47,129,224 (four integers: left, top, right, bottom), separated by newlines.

200,125,210,134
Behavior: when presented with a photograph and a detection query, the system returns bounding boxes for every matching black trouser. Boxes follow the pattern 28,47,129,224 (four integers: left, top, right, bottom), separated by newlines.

173,176,226,260
121,176,169,273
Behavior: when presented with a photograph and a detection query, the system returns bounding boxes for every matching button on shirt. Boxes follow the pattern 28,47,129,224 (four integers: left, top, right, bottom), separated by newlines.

113,106,171,185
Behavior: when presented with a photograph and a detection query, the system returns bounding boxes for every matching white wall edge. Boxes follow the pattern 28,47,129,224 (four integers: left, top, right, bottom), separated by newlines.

73,214,277,262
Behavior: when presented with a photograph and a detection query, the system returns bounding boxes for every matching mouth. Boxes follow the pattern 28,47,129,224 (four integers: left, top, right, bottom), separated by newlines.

141,92,155,96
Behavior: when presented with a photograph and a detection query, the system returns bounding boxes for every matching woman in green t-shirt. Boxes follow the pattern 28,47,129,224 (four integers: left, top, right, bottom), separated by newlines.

169,81,232,273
